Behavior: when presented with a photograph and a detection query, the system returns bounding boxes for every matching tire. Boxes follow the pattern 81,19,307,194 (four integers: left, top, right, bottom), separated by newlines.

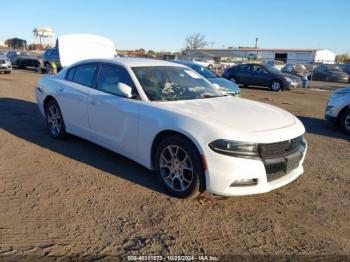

339,108,350,135
45,100,67,139
271,80,282,92
154,135,205,198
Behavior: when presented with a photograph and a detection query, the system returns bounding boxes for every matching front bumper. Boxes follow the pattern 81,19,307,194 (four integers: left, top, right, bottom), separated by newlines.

325,94,349,120
204,140,307,196
286,81,303,89
0,64,12,72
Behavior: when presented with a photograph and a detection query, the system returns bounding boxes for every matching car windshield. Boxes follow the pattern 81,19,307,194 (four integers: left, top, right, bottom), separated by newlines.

327,65,344,72
18,52,30,56
133,66,224,101
294,64,307,71
266,66,281,74
190,64,217,78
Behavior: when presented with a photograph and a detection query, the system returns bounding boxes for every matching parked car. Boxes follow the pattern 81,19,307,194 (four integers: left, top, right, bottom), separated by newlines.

172,60,240,96
265,60,285,71
42,48,61,73
312,64,349,83
343,63,350,75
281,64,310,88
6,51,41,69
223,63,302,91
36,59,307,199
325,87,350,135
220,60,236,69
0,55,12,74
191,58,216,70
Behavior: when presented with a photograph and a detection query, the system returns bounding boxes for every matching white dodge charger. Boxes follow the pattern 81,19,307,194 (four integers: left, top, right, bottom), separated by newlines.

35,35,307,198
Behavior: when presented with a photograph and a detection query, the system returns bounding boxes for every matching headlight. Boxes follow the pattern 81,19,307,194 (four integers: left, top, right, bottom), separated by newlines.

284,77,293,82
209,139,259,158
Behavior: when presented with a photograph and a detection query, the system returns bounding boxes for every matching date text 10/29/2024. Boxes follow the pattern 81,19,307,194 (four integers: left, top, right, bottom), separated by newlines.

127,255,219,261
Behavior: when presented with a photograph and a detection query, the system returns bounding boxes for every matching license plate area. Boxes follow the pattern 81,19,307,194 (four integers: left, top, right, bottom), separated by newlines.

285,152,303,173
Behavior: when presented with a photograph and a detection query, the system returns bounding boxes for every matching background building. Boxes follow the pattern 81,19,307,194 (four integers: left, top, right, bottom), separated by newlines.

186,48,336,64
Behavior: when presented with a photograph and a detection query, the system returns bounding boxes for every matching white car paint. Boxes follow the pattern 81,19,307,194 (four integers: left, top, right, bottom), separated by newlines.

36,57,307,196
58,34,116,67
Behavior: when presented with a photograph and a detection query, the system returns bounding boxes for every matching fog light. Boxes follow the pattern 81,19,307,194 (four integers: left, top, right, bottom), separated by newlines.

230,179,258,187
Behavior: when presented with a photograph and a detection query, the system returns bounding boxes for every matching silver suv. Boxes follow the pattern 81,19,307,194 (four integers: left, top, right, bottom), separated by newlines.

325,87,350,135
0,55,12,74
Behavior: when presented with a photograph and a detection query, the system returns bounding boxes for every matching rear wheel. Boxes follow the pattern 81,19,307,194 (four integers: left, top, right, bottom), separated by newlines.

339,108,350,135
271,80,282,91
45,100,67,139
155,135,205,198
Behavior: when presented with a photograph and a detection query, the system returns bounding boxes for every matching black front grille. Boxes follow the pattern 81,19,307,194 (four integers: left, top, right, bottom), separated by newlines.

259,136,303,159
260,136,305,182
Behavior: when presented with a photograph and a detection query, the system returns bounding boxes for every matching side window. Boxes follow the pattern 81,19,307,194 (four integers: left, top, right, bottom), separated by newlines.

252,65,263,73
239,64,250,71
96,64,135,96
72,64,98,87
66,67,76,81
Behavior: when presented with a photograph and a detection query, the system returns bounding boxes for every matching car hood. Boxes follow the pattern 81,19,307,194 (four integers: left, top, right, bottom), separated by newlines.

281,73,301,81
57,34,116,67
208,77,240,93
160,96,297,133
334,87,350,94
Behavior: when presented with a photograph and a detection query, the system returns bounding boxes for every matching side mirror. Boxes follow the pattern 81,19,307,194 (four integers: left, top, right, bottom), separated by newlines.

117,83,133,98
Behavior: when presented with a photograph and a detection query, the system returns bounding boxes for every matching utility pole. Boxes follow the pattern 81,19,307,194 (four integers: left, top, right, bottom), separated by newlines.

255,37,259,57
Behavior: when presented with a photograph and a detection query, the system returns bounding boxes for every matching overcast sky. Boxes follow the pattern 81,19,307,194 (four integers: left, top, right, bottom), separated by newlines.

1,0,349,53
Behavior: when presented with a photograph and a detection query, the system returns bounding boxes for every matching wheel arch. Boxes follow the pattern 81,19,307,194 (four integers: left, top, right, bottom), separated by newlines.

150,129,205,171
43,95,57,111
337,105,350,123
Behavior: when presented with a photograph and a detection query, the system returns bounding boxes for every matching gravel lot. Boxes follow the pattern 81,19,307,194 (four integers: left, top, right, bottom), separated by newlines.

0,70,349,260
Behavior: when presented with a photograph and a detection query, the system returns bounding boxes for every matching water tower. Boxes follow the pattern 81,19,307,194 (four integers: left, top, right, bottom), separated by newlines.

33,26,54,47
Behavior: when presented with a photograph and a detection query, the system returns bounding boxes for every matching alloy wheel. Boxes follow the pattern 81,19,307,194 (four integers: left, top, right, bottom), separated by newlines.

271,81,281,91
46,104,62,136
159,145,194,192
345,114,350,132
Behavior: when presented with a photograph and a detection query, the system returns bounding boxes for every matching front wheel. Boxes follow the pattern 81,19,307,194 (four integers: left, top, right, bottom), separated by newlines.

45,100,67,139
339,108,350,135
155,135,205,198
271,80,282,91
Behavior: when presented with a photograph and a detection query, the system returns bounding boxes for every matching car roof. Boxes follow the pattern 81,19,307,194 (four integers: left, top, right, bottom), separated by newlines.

73,57,187,68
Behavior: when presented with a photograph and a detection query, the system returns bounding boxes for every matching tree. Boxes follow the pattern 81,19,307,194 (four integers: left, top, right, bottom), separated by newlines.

185,33,207,49
335,53,350,63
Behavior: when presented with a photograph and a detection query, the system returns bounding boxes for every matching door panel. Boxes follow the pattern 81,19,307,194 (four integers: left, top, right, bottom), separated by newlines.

251,65,271,87
55,79,91,139
87,63,140,159
87,89,139,158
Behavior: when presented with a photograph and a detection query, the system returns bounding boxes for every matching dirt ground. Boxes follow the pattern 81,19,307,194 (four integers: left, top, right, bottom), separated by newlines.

0,70,349,260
